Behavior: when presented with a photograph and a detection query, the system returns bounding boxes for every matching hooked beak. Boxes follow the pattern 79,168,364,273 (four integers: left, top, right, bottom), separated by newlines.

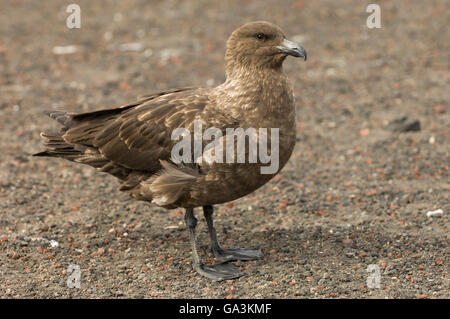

276,38,307,61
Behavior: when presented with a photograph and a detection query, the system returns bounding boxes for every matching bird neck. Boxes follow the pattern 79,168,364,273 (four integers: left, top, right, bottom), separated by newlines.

217,65,294,121
225,64,284,83
223,65,288,99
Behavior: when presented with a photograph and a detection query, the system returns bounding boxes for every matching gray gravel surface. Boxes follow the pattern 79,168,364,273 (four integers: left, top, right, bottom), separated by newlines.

0,0,448,298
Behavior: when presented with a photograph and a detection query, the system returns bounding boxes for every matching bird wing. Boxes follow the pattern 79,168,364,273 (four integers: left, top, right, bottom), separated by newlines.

62,87,239,174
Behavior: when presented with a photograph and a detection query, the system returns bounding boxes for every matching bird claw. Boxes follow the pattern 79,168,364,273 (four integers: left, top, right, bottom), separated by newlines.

193,262,244,281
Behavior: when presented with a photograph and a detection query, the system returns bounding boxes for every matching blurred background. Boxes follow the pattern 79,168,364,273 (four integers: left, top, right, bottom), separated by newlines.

0,0,448,298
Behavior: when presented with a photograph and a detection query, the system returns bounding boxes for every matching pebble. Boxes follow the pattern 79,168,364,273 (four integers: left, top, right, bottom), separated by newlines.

52,45,78,55
426,209,443,217
386,116,421,132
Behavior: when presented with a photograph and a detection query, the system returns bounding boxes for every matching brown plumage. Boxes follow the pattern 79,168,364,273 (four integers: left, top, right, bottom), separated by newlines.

34,21,306,280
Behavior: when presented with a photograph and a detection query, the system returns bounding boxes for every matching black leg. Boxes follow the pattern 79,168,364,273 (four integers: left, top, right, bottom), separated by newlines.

184,208,243,281
203,205,263,262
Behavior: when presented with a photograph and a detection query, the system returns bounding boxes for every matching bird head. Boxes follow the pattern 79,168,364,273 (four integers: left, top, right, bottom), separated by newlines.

225,21,306,76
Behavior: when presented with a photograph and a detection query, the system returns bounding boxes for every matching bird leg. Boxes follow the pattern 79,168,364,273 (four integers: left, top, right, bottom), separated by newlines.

184,208,243,281
203,205,263,262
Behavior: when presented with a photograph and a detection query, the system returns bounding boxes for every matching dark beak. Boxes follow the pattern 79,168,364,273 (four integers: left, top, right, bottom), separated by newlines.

276,38,307,61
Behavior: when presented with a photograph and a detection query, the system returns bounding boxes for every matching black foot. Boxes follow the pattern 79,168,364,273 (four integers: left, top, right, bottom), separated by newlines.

193,262,244,281
215,247,263,262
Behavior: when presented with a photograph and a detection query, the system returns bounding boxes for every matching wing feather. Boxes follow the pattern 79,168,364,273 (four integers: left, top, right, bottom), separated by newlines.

84,88,211,172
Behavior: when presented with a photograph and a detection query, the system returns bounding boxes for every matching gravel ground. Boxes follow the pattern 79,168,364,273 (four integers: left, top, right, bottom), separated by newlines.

0,0,448,299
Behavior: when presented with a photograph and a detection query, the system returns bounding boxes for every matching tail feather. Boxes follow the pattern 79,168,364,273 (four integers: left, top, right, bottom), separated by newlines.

34,109,132,181
33,131,81,158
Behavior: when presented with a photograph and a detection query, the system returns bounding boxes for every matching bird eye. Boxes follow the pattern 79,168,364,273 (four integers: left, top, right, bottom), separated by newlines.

256,33,266,40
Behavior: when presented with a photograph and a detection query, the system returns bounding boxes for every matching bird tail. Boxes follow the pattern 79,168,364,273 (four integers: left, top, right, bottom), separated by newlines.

33,130,83,159
33,109,132,181
33,110,82,160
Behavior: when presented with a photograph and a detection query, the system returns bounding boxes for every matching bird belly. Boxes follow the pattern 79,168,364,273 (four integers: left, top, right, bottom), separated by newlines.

184,130,296,207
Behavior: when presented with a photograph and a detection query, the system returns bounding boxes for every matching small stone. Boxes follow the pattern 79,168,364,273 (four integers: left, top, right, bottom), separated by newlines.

91,247,105,257
426,209,443,217
433,105,445,115
386,116,421,132
360,128,370,136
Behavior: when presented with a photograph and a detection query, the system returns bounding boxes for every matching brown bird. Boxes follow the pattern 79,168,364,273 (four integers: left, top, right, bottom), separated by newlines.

34,21,306,280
